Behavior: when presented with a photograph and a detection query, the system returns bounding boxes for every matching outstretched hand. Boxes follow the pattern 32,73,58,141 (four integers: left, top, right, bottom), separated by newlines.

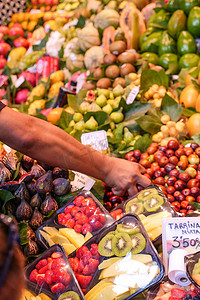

104,157,151,197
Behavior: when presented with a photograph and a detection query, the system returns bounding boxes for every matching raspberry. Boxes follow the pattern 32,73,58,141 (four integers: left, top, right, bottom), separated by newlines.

68,257,79,272
85,206,96,217
38,265,48,274
88,258,99,273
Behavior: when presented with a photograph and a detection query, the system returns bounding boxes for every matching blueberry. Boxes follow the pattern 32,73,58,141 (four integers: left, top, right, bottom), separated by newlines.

186,295,192,300
193,296,200,300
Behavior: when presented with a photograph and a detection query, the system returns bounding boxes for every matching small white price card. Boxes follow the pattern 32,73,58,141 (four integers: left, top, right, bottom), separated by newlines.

71,171,96,192
126,85,140,104
15,76,25,88
162,217,200,272
81,130,109,152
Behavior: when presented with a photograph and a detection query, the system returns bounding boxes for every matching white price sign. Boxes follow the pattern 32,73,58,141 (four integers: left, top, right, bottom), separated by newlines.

15,76,25,88
71,171,96,192
81,130,108,151
126,86,140,104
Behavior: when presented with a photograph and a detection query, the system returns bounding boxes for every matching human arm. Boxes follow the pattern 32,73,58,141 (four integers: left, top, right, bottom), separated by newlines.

0,107,151,196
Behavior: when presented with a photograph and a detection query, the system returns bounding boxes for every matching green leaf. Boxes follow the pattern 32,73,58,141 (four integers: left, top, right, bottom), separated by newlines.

178,68,189,87
182,107,196,117
191,79,200,92
20,79,33,91
18,222,29,245
32,32,50,51
97,27,104,40
136,114,162,134
34,113,47,121
140,69,169,94
113,123,124,139
161,94,183,122
91,180,104,203
0,190,15,214
83,111,108,126
166,62,179,75
58,110,73,130
190,202,200,210
68,93,82,112
55,189,82,207
13,162,21,180
191,134,200,145
75,15,86,28
190,66,200,78
134,134,152,153
2,65,11,77
123,118,142,132
118,146,135,156
120,97,152,118
58,46,64,59
70,130,82,142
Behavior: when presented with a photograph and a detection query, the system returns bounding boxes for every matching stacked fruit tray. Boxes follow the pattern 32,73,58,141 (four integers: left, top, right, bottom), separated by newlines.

186,251,200,291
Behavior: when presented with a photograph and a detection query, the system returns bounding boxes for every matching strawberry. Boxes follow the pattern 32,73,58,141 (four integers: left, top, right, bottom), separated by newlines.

38,265,48,274
171,288,187,298
51,252,62,259
63,272,71,286
76,246,90,259
79,207,87,214
76,274,92,289
82,223,92,235
81,197,96,207
168,297,180,300
88,258,99,273
76,214,89,225
45,270,53,285
36,274,45,286
90,244,98,255
68,257,79,272
51,282,66,294
52,267,67,283
81,252,92,266
98,214,106,225
92,220,103,231
82,264,91,275
36,259,48,270
65,218,75,228
74,224,82,233
29,269,38,283
64,205,74,214
74,196,84,206
74,212,82,221
77,259,84,273
58,213,65,225
71,206,80,216
85,206,96,217
51,258,66,269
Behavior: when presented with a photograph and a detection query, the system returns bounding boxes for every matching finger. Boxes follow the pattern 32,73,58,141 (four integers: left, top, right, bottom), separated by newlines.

112,187,125,197
136,174,151,188
127,185,138,197
135,163,146,174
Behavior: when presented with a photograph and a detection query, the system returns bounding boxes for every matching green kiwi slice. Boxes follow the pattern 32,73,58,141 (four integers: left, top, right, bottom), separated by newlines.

111,232,132,257
130,233,146,254
98,232,115,257
137,188,158,202
116,224,140,235
125,199,144,215
144,194,164,212
58,291,80,300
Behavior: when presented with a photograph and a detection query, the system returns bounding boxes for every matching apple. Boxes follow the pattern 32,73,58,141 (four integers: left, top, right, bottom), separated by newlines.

0,89,7,100
19,71,36,87
0,26,9,35
0,43,11,56
15,89,29,104
13,37,29,49
9,26,24,37
0,56,6,69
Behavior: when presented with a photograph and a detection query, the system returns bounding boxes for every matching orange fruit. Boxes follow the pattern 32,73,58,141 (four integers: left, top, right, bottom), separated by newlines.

184,67,197,85
187,113,200,137
179,84,199,108
47,107,63,124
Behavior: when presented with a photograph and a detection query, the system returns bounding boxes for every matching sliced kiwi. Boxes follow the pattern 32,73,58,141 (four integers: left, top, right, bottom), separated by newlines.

98,233,115,257
144,194,164,212
130,233,146,254
125,199,144,215
111,232,132,257
116,224,140,235
58,291,80,300
137,188,158,202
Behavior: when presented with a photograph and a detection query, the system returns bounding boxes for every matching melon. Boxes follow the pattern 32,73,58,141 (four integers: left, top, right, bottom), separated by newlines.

66,53,84,71
84,46,104,69
94,9,120,30
78,23,100,51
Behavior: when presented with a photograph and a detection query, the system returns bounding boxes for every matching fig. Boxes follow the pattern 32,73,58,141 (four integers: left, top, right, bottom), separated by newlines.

18,166,27,177
110,111,124,123
0,162,11,184
113,84,124,97
103,54,117,65
35,170,53,194
0,181,20,193
93,67,103,79
89,102,102,112
16,199,33,221
24,239,39,256
38,161,53,171
120,64,135,76
74,120,85,131
95,95,107,107
53,178,71,196
113,78,125,88
31,161,46,178
30,193,42,209
105,65,120,79
29,207,43,230
2,152,18,171
109,41,126,55
19,173,34,184
22,155,34,170
40,193,58,216
52,167,69,179
96,78,112,89
85,116,98,130
14,182,30,202
27,225,36,241
79,101,90,114
102,103,113,115
26,179,36,195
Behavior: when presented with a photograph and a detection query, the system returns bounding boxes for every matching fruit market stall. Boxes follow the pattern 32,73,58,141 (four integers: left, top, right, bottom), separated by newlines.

2,0,200,299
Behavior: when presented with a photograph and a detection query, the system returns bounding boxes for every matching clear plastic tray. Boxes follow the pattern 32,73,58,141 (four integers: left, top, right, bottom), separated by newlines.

68,214,165,299
25,244,85,300
185,251,200,291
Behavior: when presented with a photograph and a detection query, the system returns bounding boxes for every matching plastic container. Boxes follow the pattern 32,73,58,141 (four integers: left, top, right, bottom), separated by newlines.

25,244,85,300
111,185,177,243
69,214,165,299
186,251,200,291
36,190,114,251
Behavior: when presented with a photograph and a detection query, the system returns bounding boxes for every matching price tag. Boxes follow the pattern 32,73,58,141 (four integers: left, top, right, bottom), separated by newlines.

162,217,200,272
15,76,25,88
71,171,96,192
126,86,140,104
81,130,108,151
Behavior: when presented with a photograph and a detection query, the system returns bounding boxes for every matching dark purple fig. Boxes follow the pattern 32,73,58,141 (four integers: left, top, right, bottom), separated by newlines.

16,199,33,221
27,224,36,241
14,182,30,202
31,161,46,178
30,193,42,209
19,173,34,184
26,179,36,195
18,166,27,178
53,167,69,179
1,181,20,193
38,161,53,171
24,239,39,256
2,152,18,171
22,155,34,171
53,178,71,196
29,208,43,230
40,193,58,216
35,170,53,194
4,200,17,215
0,162,11,184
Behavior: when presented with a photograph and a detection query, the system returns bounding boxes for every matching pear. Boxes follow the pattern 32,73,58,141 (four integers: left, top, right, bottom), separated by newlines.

89,102,102,112
110,110,124,123
96,94,107,107
113,84,124,97
73,112,83,122
79,101,90,114
103,103,113,115
97,88,110,98
85,116,98,130
74,120,85,131
124,127,134,144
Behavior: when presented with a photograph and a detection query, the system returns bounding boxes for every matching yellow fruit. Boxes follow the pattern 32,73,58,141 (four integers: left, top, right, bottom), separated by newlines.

47,108,63,124
48,81,64,98
21,21,28,30
50,70,64,85
62,243,76,255
28,21,37,32
42,227,59,236
185,67,197,85
28,99,46,115
11,13,18,23
98,257,122,270
196,94,200,113
65,106,75,114
59,228,85,248
179,84,199,108
187,113,200,137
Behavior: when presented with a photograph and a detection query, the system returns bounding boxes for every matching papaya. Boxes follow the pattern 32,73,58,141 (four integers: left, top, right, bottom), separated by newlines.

102,26,115,54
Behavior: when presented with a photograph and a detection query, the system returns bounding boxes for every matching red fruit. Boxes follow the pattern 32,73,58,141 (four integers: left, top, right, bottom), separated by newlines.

171,288,187,298
68,257,79,272
77,259,84,273
58,213,65,224
45,270,53,285
71,206,80,216
76,274,92,289
15,89,29,104
9,26,24,37
82,223,92,235
167,140,179,150
88,258,99,273
85,206,96,217
38,265,48,274
74,224,82,233
51,258,66,269
0,56,6,69
19,71,36,86
81,197,96,207
29,269,38,282
64,205,74,214
63,212,72,221
74,212,82,221
90,244,98,256
51,282,66,294
168,297,180,300
52,267,67,283
13,37,29,49
92,220,103,231
0,43,11,56
65,218,75,228
98,214,106,225
76,214,89,225
74,195,84,206
76,246,90,259
51,252,62,259
82,264,91,275
36,274,45,286
63,272,71,286
81,252,92,266
79,206,87,214
36,259,47,270
0,26,9,35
